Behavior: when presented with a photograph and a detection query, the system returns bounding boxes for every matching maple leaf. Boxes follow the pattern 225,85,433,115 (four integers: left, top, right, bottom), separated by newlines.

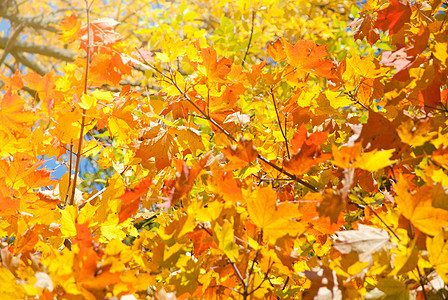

427,228,448,282
188,227,218,256
375,0,411,35
247,187,304,243
159,155,208,209
317,189,346,224
283,128,331,176
118,179,151,224
59,13,81,43
221,139,258,169
79,18,121,47
394,175,448,236
132,123,179,171
419,76,442,110
0,89,36,132
199,46,232,82
284,40,333,77
333,224,391,261
267,39,287,62
349,12,380,45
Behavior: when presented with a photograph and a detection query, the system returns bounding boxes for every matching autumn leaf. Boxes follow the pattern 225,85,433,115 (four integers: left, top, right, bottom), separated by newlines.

267,39,287,62
199,46,232,82
118,178,151,224
59,13,81,43
284,130,331,176
213,221,239,261
0,89,36,132
284,40,333,77
333,224,391,261
159,155,208,209
427,228,448,282
375,0,411,35
188,227,218,256
132,124,179,171
394,176,448,236
222,139,258,169
79,18,121,48
349,12,380,45
247,187,304,243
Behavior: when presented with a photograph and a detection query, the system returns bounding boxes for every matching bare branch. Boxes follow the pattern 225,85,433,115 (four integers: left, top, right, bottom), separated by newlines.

0,24,24,66
0,37,77,62
12,52,48,75
0,8,59,33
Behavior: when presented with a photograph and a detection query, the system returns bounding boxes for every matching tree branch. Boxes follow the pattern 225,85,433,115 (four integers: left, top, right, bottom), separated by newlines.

0,24,23,67
0,37,77,62
0,10,59,33
12,52,48,75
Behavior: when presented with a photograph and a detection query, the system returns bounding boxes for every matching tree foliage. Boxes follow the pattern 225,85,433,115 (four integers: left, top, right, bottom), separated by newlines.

1,0,448,299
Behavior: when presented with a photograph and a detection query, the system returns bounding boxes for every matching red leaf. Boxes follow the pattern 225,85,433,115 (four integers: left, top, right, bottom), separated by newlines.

419,76,441,111
375,0,411,35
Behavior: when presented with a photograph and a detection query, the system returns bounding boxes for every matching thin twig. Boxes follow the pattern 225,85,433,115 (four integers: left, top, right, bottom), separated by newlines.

270,88,290,159
64,143,74,205
228,259,246,287
69,0,93,205
242,9,256,66
78,187,106,210
346,91,369,110
355,194,401,241
416,265,428,300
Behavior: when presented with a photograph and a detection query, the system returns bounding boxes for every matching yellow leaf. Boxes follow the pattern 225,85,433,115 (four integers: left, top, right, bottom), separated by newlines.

60,206,77,237
247,187,304,243
214,221,239,261
397,119,437,147
79,94,96,110
325,90,352,109
427,228,448,282
352,149,396,172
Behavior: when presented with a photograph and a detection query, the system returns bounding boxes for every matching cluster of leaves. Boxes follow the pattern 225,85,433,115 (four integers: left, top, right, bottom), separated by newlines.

1,0,448,299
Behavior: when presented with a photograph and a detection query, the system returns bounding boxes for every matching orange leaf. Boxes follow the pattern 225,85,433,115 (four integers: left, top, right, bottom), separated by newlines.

284,40,333,77
188,227,218,256
132,124,179,171
394,176,448,236
284,131,330,176
74,222,93,251
14,226,40,255
0,89,36,132
222,139,258,169
247,187,304,242
118,179,151,224
59,13,81,43
267,39,287,62
291,124,307,153
200,46,232,82
160,155,208,209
